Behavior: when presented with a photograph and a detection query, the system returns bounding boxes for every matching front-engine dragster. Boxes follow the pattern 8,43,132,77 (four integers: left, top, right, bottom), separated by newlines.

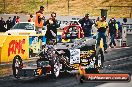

12,24,104,80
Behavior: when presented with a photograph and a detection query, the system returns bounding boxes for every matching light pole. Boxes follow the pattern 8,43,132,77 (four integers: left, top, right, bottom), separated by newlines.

130,7,132,18
47,0,48,10
3,0,5,13
68,0,69,15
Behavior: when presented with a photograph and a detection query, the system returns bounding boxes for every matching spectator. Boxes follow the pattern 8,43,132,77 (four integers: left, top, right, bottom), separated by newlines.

35,6,45,34
28,15,34,22
108,18,118,48
16,16,20,23
79,13,93,37
6,17,13,30
12,16,16,26
0,17,6,32
116,21,122,39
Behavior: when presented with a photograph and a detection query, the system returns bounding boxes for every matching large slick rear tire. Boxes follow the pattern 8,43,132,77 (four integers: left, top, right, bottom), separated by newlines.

95,47,104,68
50,57,60,79
12,55,23,78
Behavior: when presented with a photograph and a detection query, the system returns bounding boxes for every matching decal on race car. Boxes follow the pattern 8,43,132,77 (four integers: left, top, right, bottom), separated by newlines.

70,49,80,64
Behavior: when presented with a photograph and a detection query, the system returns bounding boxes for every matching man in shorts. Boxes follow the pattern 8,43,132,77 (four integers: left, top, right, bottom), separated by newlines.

35,6,45,34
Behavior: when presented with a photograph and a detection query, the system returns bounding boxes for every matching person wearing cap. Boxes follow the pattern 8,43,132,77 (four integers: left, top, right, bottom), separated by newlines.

35,6,45,34
6,17,13,31
45,12,59,45
95,16,109,53
79,13,93,37
108,18,118,48
28,15,34,22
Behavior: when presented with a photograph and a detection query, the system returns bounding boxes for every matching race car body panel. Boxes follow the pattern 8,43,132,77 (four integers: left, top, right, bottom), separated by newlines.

61,24,84,40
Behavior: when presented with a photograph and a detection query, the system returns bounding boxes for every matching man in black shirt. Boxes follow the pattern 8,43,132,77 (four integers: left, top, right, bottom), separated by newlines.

45,12,59,45
12,16,16,26
0,17,6,32
6,17,13,30
108,18,118,48
79,14,93,37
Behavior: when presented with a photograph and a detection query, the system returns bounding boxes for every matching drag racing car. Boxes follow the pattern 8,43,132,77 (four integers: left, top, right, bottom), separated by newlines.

12,24,104,80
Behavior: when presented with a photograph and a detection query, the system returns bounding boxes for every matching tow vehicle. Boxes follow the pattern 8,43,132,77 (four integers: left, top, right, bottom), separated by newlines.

5,22,46,35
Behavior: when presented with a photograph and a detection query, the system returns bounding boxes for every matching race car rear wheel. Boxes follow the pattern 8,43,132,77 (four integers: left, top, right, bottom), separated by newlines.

76,73,85,84
54,62,60,77
12,55,23,78
95,47,104,68
51,58,60,78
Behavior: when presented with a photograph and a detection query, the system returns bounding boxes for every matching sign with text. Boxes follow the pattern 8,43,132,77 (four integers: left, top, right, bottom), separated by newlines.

8,39,25,56
84,74,130,82
70,49,80,64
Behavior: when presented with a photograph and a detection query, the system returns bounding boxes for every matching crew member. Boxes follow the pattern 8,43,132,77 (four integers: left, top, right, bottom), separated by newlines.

95,16,109,53
79,13,93,37
35,6,45,34
108,18,118,48
45,12,59,45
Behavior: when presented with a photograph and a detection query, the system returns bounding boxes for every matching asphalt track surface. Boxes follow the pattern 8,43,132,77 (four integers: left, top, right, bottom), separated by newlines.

0,35,132,87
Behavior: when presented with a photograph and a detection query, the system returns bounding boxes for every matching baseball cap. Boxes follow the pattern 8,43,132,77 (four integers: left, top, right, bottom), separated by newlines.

111,18,116,22
101,15,106,18
111,18,115,20
40,6,44,10
101,15,106,19
85,13,89,17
